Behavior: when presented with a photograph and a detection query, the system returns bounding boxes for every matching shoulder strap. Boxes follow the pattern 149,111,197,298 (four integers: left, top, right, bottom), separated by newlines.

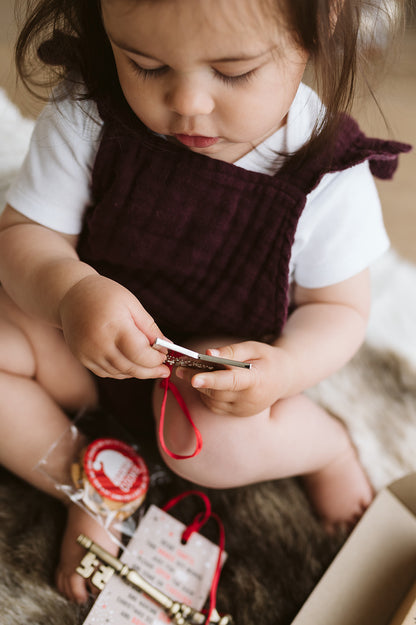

95,91,412,196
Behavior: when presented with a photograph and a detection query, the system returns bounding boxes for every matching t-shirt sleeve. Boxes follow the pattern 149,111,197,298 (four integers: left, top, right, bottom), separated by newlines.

290,161,390,288
5,94,102,234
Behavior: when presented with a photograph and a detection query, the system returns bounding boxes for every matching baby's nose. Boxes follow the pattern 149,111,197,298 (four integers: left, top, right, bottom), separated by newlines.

165,76,215,117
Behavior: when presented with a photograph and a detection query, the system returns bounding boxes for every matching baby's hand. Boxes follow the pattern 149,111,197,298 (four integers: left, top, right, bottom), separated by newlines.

176,341,294,417
59,274,170,380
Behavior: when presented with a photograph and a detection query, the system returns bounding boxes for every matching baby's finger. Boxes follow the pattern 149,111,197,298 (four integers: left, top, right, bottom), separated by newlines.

110,354,170,379
199,396,236,415
85,351,169,380
129,298,165,343
207,342,255,366
116,333,167,368
191,367,252,392
174,366,195,385
195,387,238,405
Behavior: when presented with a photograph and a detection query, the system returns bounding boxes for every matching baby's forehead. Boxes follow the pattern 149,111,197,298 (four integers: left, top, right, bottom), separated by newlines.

101,0,290,51
101,0,284,27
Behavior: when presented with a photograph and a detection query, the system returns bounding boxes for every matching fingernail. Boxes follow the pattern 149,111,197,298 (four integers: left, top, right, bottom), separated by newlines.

175,368,185,379
192,377,204,388
208,348,220,356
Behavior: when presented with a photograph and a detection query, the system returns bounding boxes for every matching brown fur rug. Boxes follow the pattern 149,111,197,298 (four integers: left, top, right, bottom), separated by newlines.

0,343,415,625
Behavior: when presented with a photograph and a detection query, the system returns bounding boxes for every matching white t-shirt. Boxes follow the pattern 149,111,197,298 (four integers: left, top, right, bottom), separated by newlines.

6,83,389,289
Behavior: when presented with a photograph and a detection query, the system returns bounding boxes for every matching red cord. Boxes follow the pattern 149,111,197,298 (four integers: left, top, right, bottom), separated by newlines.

163,491,225,624
158,381,225,621
159,368,203,459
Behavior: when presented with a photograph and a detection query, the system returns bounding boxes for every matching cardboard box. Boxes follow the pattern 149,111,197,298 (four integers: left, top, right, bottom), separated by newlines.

389,579,416,625
291,473,416,625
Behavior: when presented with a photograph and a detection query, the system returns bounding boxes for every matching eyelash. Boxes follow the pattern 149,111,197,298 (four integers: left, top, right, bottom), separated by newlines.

128,60,168,80
128,59,255,85
214,70,255,85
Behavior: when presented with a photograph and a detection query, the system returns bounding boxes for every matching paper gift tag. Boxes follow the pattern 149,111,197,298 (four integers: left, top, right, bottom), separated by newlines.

82,504,226,625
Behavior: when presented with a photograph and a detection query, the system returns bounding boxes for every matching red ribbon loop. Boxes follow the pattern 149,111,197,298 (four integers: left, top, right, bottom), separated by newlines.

158,368,203,460
162,490,225,625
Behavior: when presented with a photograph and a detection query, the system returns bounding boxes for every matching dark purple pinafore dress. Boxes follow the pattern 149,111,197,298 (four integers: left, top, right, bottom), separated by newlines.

77,100,410,440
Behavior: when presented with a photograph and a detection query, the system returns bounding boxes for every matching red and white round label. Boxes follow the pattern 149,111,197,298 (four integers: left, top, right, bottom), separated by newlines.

83,438,149,503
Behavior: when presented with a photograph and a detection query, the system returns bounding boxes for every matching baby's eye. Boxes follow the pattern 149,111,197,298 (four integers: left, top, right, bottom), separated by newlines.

213,69,256,86
128,59,169,79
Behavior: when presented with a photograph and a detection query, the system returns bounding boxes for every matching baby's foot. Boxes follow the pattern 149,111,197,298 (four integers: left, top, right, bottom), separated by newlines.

302,444,374,531
56,502,120,604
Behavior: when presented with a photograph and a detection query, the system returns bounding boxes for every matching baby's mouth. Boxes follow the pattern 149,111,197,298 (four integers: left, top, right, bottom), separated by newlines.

173,134,219,148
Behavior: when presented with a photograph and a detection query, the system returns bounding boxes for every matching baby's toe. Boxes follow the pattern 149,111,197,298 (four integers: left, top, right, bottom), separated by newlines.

56,567,89,604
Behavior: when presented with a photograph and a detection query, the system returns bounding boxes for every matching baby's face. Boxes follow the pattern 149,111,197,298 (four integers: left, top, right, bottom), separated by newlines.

101,0,308,163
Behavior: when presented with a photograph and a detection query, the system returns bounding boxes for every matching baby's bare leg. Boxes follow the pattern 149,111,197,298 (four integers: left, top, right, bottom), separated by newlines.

0,288,97,491
0,288,116,602
153,358,373,526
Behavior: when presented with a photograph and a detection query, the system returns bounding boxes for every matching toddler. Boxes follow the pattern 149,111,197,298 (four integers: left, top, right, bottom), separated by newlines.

0,0,410,604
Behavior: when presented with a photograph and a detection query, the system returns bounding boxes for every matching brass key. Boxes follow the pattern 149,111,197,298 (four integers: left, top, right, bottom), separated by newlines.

76,534,234,625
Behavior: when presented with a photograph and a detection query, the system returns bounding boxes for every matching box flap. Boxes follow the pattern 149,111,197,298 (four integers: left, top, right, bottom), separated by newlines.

291,486,416,625
388,473,416,516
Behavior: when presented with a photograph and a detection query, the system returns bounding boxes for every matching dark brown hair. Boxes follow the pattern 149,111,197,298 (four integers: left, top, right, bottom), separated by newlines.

14,0,406,168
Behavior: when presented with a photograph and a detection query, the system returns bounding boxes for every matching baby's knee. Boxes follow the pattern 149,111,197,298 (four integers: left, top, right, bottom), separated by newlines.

0,291,37,377
160,447,237,489
152,369,276,489
157,411,269,489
